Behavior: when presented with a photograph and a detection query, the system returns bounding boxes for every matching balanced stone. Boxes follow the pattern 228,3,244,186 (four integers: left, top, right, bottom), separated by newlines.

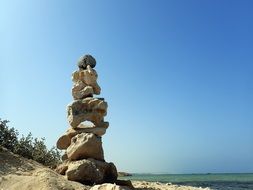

72,81,94,99
56,55,118,185
67,133,104,161
57,122,109,150
67,97,107,128
72,65,101,96
78,54,96,70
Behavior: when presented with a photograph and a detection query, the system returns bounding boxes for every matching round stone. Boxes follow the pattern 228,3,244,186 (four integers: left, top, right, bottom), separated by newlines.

77,54,96,69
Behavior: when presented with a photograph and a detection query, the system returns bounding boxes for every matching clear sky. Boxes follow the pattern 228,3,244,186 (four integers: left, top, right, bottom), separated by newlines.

1,0,253,174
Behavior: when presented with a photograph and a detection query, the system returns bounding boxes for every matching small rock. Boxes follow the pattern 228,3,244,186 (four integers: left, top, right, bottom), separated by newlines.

55,161,68,175
78,54,96,70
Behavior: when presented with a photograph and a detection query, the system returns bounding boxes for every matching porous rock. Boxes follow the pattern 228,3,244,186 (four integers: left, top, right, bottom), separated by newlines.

57,123,108,150
67,98,107,128
67,133,104,161
72,65,101,95
66,158,117,185
72,81,94,99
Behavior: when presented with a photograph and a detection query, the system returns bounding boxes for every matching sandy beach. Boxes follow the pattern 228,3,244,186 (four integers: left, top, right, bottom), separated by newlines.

0,147,211,190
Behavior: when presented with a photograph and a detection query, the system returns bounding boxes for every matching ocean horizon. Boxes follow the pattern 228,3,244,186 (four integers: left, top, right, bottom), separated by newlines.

120,173,253,190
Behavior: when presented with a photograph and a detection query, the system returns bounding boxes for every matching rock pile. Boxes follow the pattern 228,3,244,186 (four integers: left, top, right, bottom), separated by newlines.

56,55,118,185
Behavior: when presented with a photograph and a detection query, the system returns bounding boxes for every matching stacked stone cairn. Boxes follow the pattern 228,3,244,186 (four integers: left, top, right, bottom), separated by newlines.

56,55,118,185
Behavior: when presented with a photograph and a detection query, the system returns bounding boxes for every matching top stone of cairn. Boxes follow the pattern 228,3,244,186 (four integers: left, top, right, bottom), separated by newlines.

78,54,96,70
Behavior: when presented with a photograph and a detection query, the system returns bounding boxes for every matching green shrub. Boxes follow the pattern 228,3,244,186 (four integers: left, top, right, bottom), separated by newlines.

14,132,34,159
0,119,18,152
0,118,61,167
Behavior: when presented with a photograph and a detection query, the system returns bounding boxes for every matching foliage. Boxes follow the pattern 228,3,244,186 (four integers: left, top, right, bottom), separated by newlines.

0,119,18,152
0,118,61,167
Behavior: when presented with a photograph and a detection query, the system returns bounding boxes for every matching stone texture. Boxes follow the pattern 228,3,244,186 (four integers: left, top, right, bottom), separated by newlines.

55,161,68,175
90,184,132,190
115,180,134,189
61,152,68,161
66,158,117,185
67,133,104,161
67,98,107,128
72,81,94,99
57,123,108,150
72,65,101,95
78,54,96,70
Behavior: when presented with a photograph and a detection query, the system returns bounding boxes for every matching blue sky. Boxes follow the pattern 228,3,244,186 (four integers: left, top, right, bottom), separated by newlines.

1,0,253,173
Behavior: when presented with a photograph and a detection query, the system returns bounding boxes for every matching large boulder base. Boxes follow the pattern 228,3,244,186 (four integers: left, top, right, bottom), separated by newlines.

65,158,118,185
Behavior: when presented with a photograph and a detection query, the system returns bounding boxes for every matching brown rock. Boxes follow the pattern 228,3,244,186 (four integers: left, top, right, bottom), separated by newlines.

72,65,101,95
57,123,108,150
61,152,68,161
67,98,108,128
116,180,134,189
67,133,104,161
66,158,117,185
72,81,94,99
55,162,68,175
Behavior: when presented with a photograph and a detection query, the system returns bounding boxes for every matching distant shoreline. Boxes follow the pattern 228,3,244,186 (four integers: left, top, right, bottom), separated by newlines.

120,173,253,190
126,172,253,175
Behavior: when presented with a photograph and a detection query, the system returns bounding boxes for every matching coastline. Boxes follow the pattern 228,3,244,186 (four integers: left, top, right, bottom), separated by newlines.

120,173,253,190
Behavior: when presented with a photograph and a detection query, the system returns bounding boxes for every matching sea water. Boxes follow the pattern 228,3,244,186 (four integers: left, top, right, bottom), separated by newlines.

120,173,253,190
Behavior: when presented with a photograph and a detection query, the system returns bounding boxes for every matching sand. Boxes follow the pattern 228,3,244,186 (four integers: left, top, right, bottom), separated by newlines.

132,181,211,190
0,147,211,190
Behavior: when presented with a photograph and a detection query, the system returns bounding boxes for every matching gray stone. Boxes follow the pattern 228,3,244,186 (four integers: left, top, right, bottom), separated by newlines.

78,54,96,70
